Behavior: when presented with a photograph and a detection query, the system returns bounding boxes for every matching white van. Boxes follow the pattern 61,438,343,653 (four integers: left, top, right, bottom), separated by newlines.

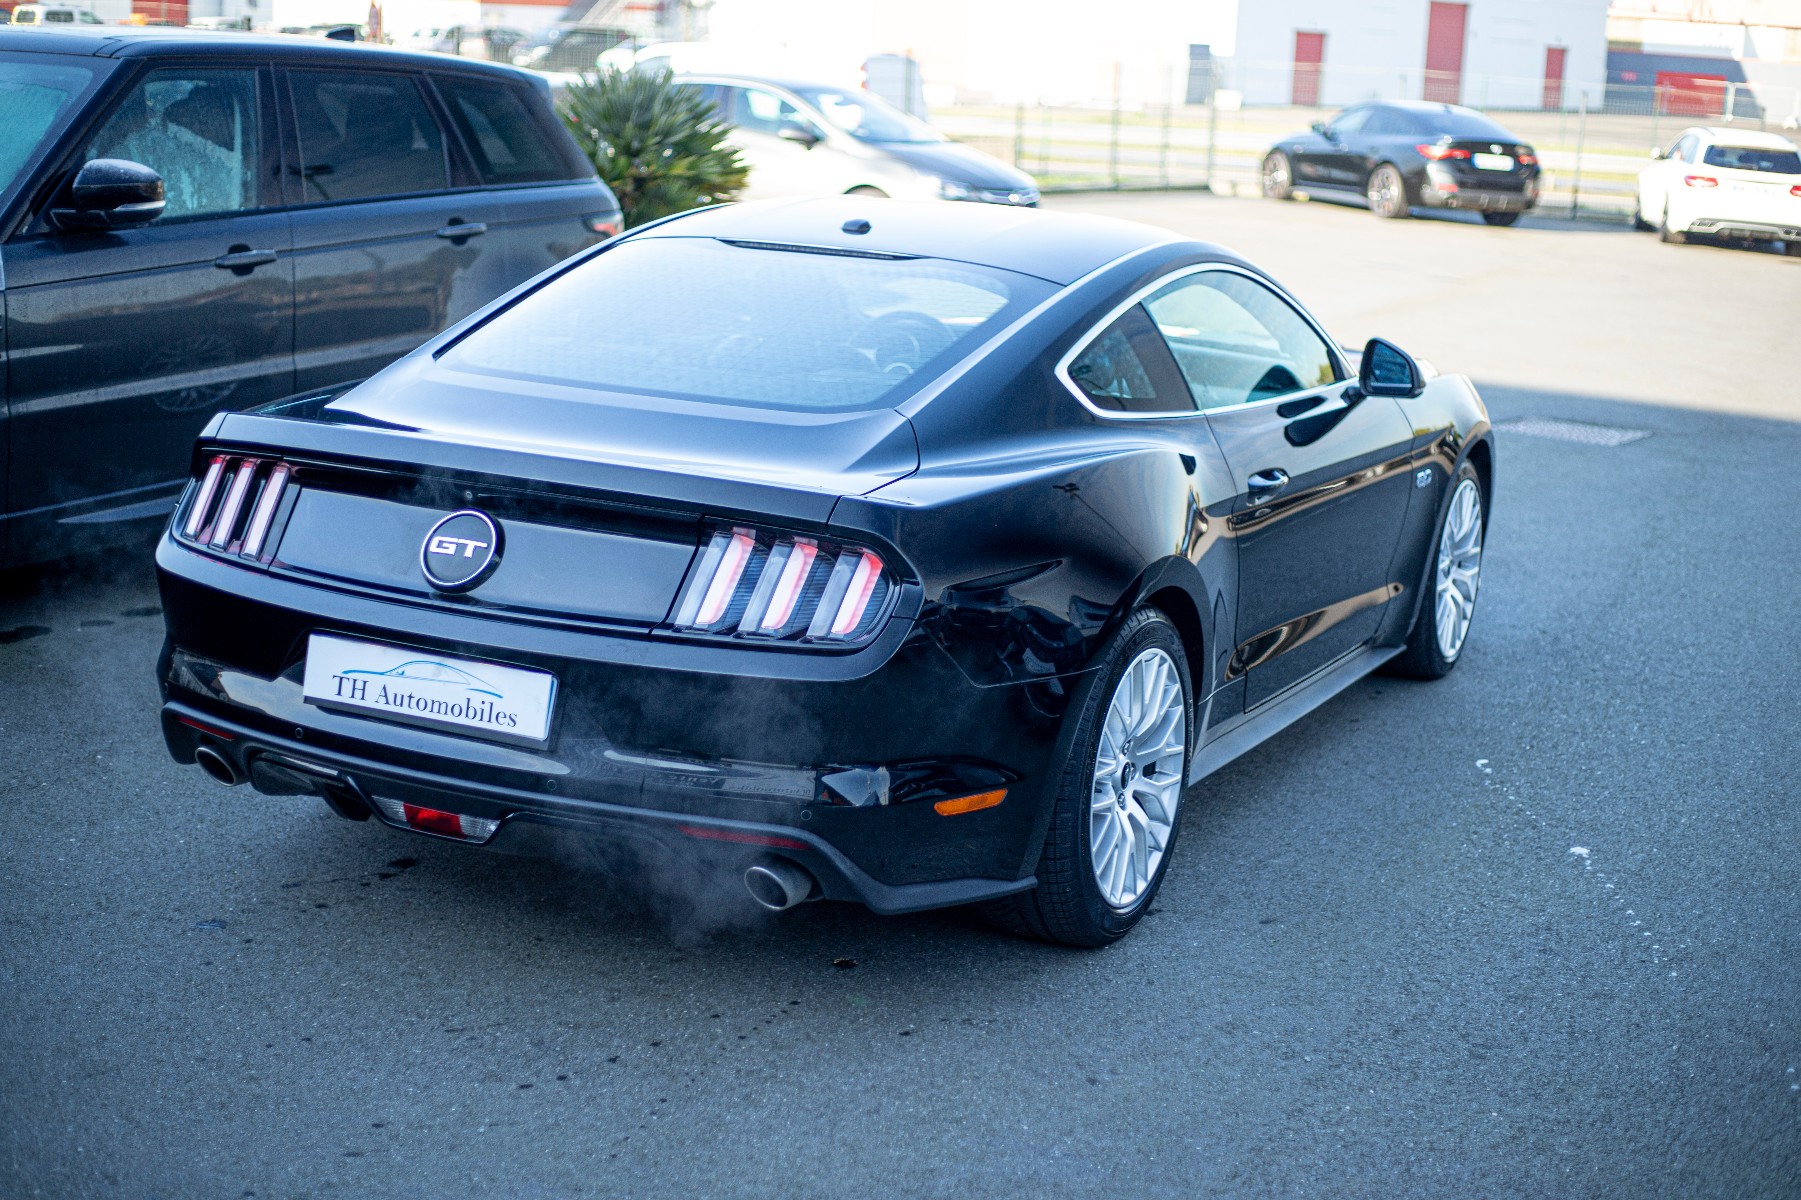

10,5,107,23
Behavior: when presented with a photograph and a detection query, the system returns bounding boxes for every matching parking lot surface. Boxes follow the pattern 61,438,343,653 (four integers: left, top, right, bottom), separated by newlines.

3,195,1798,1198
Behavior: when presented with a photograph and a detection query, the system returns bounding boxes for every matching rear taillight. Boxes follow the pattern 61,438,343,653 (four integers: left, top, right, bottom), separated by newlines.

177,453,293,560
1683,175,1719,188
583,212,621,236
1790,185,1801,198
1417,144,1471,160
1517,151,1538,165
671,525,897,646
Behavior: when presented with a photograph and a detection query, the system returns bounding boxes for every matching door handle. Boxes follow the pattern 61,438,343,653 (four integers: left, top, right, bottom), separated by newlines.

435,221,488,240
1246,468,1290,498
213,248,278,271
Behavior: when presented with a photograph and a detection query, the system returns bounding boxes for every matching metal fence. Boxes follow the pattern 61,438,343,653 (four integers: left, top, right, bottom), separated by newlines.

931,59,1801,221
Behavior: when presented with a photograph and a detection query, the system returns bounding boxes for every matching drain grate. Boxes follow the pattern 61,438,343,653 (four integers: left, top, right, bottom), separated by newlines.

1494,416,1651,447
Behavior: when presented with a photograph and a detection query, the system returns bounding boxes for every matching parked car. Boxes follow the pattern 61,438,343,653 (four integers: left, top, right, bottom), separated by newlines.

1262,100,1541,224
155,197,1493,946
510,25,630,73
679,72,1038,205
0,28,619,567
10,5,107,24
1635,126,1801,252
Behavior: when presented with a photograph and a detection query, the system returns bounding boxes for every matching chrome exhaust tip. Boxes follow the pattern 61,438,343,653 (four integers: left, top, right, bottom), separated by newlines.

744,858,817,912
194,745,240,786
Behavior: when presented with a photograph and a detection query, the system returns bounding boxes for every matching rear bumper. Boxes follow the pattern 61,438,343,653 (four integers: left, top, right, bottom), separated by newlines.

156,534,1074,912
1419,170,1537,212
1681,214,1801,241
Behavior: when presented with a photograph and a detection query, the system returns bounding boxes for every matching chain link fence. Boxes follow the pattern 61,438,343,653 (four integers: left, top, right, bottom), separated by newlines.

931,58,1801,220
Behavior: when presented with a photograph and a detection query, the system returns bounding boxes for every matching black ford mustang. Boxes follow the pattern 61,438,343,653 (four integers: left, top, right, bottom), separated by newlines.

156,198,1493,946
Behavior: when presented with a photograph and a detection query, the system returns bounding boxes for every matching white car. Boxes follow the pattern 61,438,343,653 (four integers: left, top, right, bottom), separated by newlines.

1636,126,1801,253
677,72,1038,206
10,4,106,23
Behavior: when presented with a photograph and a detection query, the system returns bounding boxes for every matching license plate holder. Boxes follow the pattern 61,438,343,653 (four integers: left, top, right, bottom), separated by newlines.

302,634,556,747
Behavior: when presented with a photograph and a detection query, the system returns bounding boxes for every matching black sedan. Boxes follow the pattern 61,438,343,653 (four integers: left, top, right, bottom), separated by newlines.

155,198,1494,946
1262,100,1541,224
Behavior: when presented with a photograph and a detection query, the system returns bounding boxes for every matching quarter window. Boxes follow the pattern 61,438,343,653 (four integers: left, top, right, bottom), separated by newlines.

1066,306,1193,414
1144,271,1341,409
435,76,572,184
83,67,263,220
289,69,448,202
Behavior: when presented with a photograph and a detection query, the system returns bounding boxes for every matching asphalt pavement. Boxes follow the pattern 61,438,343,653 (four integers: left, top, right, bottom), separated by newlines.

2,194,1798,1199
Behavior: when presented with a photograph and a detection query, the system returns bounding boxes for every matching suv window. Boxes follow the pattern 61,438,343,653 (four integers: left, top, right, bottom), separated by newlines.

1702,143,1801,173
1067,305,1193,414
1145,271,1340,409
0,58,97,203
435,76,569,184
1670,134,1699,163
84,67,264,220
290,69,448,202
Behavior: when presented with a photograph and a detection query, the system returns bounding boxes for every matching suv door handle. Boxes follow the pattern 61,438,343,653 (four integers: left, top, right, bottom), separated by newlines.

436,221,488,240
213,248,279,271
1246,468,1290,497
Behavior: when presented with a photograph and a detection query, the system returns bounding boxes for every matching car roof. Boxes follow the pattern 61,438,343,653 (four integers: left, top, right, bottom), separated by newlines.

674,70,840,94
0,26,533,81
631,196,1204,286
1692,126,1798,149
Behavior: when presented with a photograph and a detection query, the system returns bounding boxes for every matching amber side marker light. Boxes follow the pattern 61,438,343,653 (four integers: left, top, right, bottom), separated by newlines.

934,789,1007,816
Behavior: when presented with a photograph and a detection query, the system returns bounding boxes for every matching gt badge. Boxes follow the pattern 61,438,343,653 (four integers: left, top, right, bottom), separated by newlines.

421,510,503,592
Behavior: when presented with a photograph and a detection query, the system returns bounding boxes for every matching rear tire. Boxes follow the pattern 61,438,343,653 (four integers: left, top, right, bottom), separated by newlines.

1786,239,1801,257
1659,209,1687,244
1388,462,1485,681
1480,211,1520,227
1367,165,1410,219
1632,202,1655,231
1262,151,1295,200
980,608,1191,947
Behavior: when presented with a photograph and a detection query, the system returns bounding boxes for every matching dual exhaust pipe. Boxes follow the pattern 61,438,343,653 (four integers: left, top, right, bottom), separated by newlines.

197,742,819,912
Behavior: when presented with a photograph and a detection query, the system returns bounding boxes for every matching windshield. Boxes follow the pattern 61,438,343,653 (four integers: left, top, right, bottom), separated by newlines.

1703,144,1801,173
0,57,98,205
443,236,1052,412
790,86,943,144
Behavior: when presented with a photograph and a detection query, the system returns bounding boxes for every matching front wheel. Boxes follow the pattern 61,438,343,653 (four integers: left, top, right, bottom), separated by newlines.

981,608,1191,947
1367,164,1410,219
1388,462,1485,680
1262,151,1295,200
1481,211,1521,227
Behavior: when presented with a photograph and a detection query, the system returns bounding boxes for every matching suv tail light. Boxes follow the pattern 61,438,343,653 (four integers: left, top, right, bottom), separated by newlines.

671,525,897,646
1683,175,1719,188
178,454,293,560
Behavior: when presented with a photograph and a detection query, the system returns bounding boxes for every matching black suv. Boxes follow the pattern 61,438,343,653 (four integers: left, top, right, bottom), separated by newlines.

0,29,619,567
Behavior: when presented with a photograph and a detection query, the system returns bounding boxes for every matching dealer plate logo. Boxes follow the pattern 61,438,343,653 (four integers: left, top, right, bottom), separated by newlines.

421,510,502,593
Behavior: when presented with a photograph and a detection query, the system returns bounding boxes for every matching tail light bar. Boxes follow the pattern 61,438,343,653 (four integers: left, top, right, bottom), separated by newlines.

671,524,897,646
177,453,294,560
1683,175,1719,188
1417,144,1471,160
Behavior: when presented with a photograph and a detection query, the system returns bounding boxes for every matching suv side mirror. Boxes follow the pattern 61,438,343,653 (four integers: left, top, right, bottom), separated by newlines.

50,159,165,232
1648,145,1665,160
778,123,821,148
1358,337,1424,398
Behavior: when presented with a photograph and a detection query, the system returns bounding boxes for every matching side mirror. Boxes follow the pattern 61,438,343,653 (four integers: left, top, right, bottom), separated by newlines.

778,124,821,148
1648,145,1665,160
50,159,165,232
1310,121,1329,137
1358,337,1424,398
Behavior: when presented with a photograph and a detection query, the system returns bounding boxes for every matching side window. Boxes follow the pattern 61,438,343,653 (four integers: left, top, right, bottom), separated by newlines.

289,69,448,202
83,67,264,220
1327,107,1370,137
1145,271,1341,409
1362,109,1412,136
1671,134,1698,163
435,76,570,184
1066,305,1194,415
734,86,819,138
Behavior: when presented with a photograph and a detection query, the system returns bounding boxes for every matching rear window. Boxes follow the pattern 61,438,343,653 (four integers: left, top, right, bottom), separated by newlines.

1419,106,1515,140
1702,144,1801,173
435,76,577,184
442,237,1053,411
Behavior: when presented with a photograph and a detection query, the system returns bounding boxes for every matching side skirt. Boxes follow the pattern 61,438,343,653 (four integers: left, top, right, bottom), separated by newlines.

1188,643,1402,785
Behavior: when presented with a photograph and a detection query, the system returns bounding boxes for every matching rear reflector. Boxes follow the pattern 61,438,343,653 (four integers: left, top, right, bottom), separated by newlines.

677,824,811,851
176,714,237,740
933,789,1007,816
368,795,500,843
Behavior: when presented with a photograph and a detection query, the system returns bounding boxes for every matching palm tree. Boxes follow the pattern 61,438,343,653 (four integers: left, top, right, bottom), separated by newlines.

561,67,748,227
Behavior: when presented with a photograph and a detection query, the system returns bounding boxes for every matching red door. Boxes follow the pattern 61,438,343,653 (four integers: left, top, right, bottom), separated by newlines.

1542,46,1567,110
1656,71,1727,116
1424,2,1468,104
1292,31,1325,107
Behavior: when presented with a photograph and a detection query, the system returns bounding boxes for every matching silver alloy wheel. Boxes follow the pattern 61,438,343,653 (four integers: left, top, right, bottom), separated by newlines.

1369,167,1402,216
1262,153,1290,196
1434,477,1484,661
1090,647,1187,909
